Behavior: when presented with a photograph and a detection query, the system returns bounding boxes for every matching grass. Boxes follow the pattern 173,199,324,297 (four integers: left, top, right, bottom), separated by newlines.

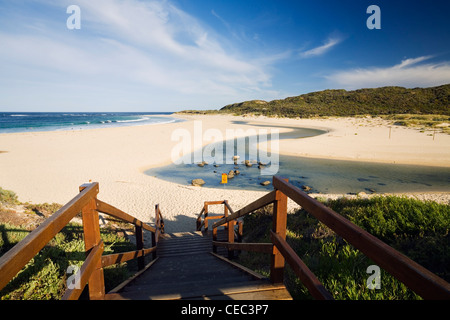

0,187,20,206
235,196,450,300
0,187,138,300
0,222,136,300
0,223,135,300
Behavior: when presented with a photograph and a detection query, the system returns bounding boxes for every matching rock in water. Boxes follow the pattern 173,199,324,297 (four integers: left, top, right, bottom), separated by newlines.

191,179,205,186
260,181,271,186
198,161,208,167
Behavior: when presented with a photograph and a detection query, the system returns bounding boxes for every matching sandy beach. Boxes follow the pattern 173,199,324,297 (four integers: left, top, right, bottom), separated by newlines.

0,114,449,233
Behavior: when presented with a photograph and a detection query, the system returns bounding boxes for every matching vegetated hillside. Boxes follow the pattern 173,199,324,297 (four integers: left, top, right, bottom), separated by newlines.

217,84,450,117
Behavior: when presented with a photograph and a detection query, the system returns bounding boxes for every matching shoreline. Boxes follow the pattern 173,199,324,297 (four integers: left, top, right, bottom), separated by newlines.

188,114,450,168
0,112,182,135
0,113,448,233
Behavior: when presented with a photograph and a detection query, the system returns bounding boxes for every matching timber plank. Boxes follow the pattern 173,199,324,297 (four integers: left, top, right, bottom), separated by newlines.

106,230,292,300
106,280,290,300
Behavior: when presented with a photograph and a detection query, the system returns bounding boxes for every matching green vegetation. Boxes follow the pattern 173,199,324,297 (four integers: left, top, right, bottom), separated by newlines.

178,84,450,118
0,223,135,300
236,196,450,300
381,114,450,134
0,187,20,206
0,187,137,300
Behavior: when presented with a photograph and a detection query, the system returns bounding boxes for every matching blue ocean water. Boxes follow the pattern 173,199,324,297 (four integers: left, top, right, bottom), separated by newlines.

0,112,182,133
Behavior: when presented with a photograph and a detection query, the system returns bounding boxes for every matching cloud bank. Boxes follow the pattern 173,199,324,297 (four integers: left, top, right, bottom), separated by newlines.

326,56,450,89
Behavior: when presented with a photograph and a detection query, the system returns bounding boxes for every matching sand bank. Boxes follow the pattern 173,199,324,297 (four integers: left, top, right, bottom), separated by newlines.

0,114,448,232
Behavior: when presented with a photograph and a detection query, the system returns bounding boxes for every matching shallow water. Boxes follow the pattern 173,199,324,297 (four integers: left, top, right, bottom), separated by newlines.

146,123,450,194
146,154,450,194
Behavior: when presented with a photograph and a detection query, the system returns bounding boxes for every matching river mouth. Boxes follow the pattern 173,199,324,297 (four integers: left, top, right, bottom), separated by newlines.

146,155,450,194
145,122,450,194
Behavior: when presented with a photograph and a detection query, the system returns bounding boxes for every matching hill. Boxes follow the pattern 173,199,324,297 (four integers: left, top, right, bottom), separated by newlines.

179,84,450,118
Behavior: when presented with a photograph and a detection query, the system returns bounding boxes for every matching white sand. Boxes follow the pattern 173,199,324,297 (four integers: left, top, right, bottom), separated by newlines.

0,114,449,233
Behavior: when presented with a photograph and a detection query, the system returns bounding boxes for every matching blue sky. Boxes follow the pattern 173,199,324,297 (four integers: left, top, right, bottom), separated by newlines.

1,0,450,112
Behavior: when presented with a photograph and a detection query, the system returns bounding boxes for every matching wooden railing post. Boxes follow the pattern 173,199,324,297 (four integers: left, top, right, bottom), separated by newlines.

212,225,218,253
135,225,145,270
153,205,158,260
224,201,235,258
204,203,209,231
270,178,288,284
79,183,105,300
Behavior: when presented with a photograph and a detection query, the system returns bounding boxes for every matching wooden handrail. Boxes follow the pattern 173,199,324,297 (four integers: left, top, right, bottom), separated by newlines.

153,204,165,260
102,247,157,268
210,176,450,300
0,182,99,291
62,241,104,300
197,200,231,231
154,204,165,242
97,199,156,233
270,231,333,300
223,200,235,216
212,191,277,229
272,176,450,300
155,204,165,235
0,182,164,300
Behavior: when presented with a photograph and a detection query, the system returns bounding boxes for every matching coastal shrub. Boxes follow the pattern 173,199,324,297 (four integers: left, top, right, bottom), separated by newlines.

0,188,19,206
180,84,450,118
325,196,450,281
0,222,136,300
24,203,63,217
236,196,449,300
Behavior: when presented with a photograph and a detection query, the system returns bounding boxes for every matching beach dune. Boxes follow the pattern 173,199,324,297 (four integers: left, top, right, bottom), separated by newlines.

0,114,449,232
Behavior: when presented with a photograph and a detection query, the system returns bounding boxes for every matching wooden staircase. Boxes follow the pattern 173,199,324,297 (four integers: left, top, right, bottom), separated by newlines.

2,177,448,301
105,230,292,300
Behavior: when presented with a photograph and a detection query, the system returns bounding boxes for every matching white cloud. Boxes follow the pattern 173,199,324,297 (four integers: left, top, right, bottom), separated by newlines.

300,37,342,58
325,56,450,89
0,0,282,110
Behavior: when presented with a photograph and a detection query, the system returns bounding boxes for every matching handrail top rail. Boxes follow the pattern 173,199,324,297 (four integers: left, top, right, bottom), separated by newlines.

214,175,450,300
271,176,450,297
0,181,165,298
0,182,100,291
211,190,277,229
96,199,156,233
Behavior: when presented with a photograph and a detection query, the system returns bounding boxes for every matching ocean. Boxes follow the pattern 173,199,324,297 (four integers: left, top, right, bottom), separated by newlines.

0,112,182,134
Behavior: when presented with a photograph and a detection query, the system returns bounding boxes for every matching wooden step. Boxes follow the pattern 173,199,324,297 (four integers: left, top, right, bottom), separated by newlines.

105,230,292,300
106,280,292,300
157,230,228,257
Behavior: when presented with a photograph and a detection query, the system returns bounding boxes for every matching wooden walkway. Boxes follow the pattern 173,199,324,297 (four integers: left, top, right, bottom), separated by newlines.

105,231,292,300
2,178,448,301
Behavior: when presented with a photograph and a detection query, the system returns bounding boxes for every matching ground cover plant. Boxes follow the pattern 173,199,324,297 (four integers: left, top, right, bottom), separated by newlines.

236,196,450,300
0,187,137,300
